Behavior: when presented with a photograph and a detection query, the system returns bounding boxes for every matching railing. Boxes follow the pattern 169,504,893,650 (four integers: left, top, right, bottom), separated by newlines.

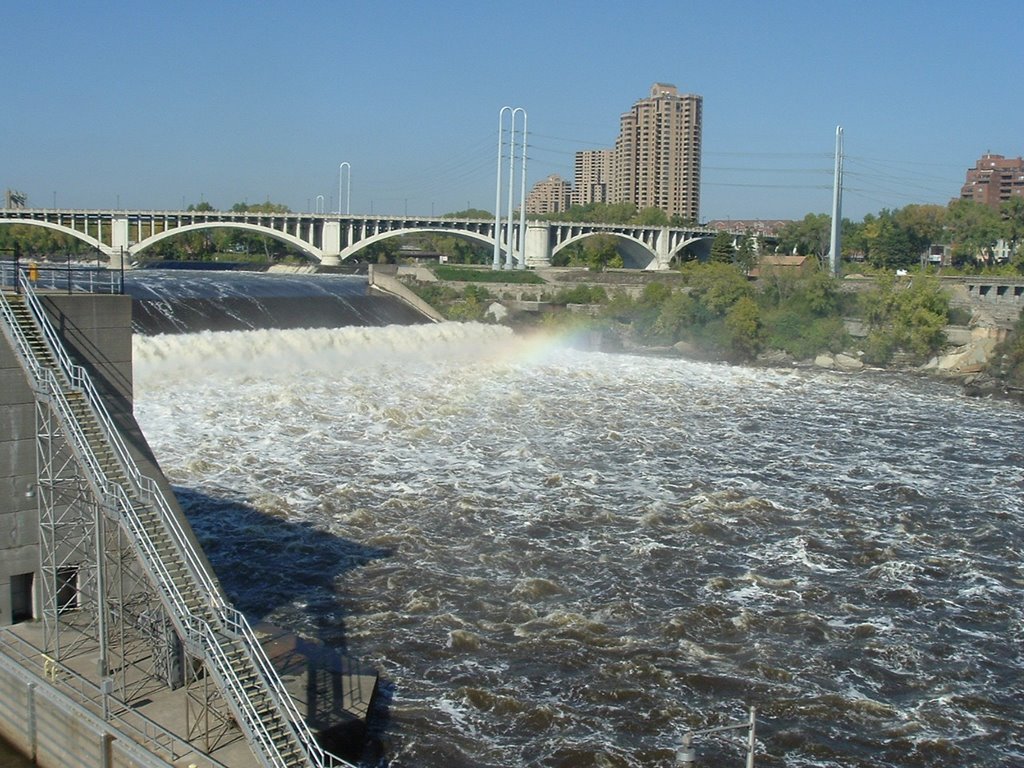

0,256,123,294
0,629,223,766
0,272,354,768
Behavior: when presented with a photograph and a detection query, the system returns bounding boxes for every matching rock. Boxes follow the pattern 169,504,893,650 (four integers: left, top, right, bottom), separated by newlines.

834,353,864,371
814,354,835,369
673,340,699,357
757,349,794,366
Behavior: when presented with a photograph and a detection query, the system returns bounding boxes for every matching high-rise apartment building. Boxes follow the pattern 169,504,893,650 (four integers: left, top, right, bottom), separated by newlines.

573,149,614,206
960,153,1024,208
611,83,702,222
525,174,573,215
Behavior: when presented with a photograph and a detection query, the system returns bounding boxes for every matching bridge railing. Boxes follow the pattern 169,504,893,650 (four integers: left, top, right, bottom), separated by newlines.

0,257,124,295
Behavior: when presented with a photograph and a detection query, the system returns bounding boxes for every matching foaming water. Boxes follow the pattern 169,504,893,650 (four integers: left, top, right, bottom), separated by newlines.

133,324,1024,767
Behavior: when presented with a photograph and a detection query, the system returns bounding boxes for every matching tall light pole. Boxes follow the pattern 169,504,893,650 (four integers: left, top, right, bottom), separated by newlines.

493,106,527,270
828,126,843,277
315,194,325,214
338,162,351,215
517,110,528,269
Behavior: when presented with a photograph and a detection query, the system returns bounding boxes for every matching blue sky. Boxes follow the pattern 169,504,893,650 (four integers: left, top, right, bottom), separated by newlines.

4,0,1021,222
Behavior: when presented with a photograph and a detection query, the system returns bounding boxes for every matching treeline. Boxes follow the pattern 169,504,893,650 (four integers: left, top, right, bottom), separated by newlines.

775,198,1024,271
407,261,956,368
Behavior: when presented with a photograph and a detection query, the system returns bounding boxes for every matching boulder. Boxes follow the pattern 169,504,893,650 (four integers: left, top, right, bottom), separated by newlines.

834,353,864,371
814,354,835,369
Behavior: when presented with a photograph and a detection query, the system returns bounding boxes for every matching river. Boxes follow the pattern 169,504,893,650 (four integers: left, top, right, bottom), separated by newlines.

130,318,1024,767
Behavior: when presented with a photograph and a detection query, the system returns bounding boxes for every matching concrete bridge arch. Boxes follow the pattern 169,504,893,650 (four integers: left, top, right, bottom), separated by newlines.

133,221,324,262
338,226,498,263
551,231,659,270
0,219,109,258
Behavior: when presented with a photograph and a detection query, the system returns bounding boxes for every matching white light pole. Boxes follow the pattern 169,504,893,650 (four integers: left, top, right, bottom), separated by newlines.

338,162,351,215
493,107,510,270
493,106,527,270
828,126,843,277
517,110,528,269
315,195,325,214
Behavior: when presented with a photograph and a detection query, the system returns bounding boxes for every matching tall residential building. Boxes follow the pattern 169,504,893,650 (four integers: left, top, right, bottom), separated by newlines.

573,149,614,206
525,174,573,215
611,83,702,222
960,153,1024,208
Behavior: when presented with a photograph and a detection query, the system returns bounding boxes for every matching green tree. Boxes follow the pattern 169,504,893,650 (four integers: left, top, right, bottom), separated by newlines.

635,207,669,226
999,197,1024,268
710,231,735,263
583,233,623,271
859,273,949,363
724,296,763,361
682,261,753,316
442,208,492,219
735,233,757,273
777,213,831,262
868,209,925,269
946,199,1001,267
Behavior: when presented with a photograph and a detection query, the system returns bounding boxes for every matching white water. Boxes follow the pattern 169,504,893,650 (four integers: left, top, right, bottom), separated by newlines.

133,323,1024,767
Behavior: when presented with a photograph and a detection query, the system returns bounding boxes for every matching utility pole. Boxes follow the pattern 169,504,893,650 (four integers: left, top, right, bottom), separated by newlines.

828,126,844,277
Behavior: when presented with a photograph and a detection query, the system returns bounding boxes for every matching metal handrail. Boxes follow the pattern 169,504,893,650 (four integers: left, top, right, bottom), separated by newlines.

0,629,225,766
1,274,353,768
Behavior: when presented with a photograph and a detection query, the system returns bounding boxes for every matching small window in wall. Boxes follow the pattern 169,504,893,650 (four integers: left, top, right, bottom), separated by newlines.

11,573,34,623
56,567,79,614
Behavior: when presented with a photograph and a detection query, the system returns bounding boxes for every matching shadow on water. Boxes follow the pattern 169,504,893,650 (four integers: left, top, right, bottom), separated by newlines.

173,485,394,764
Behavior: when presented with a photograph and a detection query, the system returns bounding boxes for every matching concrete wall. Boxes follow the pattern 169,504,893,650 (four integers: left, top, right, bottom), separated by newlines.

0,652,168,767
0,294,135,627
0,292,220,628
0,315,39,626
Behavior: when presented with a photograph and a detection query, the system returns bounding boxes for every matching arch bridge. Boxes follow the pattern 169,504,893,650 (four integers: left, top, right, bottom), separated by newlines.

0,208,721,270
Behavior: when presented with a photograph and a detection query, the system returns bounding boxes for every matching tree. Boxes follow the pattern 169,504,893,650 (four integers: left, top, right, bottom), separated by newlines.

734,233,757,273
231,201,291,214
999,197,1024,267
710,231,735,263
777,213,831,262
635,207,669,226
859,273,949,364
583,234,623,271
682,261,753,316
946,199,1001,266
443,208,492,219
868,210,924,269
724,296,763,361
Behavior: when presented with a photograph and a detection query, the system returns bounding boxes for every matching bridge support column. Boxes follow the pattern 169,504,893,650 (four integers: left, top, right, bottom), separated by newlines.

321,220,342,266
107,217,131,269
524,223,552,268
653,227,672,271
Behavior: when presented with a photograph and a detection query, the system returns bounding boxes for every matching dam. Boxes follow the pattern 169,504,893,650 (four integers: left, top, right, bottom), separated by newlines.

0,264,404,767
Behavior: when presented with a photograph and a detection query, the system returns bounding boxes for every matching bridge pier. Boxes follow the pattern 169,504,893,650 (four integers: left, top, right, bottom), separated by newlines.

654,227,672,270
321,221,342,266
524,223,552,268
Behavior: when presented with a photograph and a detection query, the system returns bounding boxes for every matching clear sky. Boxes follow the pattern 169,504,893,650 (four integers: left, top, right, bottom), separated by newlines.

4,0,1021,222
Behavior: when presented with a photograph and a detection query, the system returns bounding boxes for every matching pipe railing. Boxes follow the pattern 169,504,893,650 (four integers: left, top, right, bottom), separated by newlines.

0,257,123,295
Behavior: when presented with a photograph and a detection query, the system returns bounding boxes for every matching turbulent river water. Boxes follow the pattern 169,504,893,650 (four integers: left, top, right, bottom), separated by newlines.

129,319,1024,768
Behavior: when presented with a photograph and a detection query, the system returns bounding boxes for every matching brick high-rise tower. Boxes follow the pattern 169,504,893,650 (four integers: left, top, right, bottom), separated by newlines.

611,83,702,222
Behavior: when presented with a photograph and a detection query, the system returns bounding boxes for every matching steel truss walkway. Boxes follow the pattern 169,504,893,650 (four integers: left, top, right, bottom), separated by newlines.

0,273,352,767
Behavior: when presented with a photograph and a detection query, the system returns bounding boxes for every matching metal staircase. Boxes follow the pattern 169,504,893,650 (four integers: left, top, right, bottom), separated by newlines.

0,273,351,768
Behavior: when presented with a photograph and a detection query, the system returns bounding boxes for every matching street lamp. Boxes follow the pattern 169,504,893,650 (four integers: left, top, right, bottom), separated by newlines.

338,162,351,215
